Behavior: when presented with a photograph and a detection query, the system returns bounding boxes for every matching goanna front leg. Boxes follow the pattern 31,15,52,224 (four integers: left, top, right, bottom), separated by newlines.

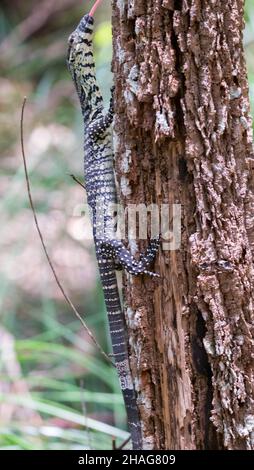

88,87,114,139
97,238,160,277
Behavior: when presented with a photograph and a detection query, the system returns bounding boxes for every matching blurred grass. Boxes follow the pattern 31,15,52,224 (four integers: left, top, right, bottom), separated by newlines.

0,0,253,451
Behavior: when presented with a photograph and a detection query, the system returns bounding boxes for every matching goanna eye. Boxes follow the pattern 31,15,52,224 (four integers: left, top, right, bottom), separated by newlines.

68,34,74,46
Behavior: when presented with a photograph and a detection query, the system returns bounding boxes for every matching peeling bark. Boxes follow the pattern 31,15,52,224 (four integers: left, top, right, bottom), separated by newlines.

112,0,254,450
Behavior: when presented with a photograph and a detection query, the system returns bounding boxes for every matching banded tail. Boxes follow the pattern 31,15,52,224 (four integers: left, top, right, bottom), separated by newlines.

98,258,142,449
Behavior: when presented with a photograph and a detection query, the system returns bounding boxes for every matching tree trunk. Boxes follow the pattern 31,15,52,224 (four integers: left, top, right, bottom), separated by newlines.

112,0,254,450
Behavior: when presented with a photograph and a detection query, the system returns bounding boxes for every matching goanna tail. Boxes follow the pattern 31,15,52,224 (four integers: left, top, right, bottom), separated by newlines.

98,258,142,449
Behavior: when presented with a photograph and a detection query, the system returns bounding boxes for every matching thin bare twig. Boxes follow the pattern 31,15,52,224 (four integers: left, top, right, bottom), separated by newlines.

116,436,131,450
20,97,114,367
111,434,132,451
69,174,86,190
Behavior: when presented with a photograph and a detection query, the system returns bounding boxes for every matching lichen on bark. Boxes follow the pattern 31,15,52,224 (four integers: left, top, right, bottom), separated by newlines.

112,0,254,450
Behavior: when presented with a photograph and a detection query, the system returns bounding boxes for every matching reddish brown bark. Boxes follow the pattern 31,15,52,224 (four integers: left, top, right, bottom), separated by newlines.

112,0,254,450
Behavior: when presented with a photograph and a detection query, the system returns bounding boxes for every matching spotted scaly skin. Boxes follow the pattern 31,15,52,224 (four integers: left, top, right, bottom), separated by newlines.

67,12,159,450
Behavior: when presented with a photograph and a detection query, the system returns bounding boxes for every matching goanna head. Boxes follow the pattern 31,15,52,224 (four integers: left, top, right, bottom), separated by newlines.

67,14,103,121
67,14,93,65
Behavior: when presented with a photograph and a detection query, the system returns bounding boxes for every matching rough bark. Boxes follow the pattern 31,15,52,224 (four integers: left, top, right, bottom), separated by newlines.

112,0,254,450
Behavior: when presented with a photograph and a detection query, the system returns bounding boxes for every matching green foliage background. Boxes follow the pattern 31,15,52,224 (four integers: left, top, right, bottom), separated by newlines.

0,0,253,450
